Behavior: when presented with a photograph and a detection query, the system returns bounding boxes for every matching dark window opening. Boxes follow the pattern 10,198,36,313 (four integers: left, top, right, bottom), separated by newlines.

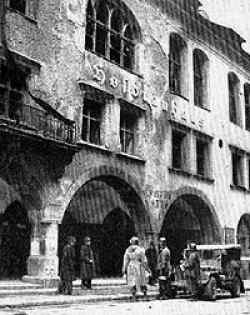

169,34,187,96
172,129,186,170
196,138,208,176
244,84,250,131
9,0,26,14
85,0,139,71
82,99,102,145
193,49,209,108
228,73,240,125
120,111,136,155
232,151,243,187
0,62,26,120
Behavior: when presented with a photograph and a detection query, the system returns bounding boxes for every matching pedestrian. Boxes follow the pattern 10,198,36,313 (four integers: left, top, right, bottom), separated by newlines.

157,237,171,299
80,236,95,289
122,236,148,299
186,242,201,297
145,241,158,285
58,235,76,295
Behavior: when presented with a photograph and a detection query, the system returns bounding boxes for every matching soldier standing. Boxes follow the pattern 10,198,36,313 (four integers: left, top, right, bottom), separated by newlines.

80,236,95,289
157,237,171,299
58,236,76,295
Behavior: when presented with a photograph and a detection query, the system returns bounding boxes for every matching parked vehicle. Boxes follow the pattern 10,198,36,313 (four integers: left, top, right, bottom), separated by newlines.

170,244,245,300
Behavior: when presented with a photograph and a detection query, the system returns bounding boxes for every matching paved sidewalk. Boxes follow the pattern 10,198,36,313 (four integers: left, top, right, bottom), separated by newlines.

0,280,249,310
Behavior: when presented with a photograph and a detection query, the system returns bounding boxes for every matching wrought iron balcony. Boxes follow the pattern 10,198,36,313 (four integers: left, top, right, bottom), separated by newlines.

0,102,77,147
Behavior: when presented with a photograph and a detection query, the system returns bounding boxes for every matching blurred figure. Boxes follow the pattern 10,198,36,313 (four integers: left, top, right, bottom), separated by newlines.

157,237,171,299
186,242,200,297
58,236,76,295
145,241,157,285
122,236,148,299
80,236,95,289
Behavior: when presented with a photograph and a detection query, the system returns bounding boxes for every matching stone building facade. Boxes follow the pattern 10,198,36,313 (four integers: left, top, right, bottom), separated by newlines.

1,0,250,284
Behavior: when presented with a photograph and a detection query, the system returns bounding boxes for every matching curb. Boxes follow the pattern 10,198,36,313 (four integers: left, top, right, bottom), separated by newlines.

0,293,158,309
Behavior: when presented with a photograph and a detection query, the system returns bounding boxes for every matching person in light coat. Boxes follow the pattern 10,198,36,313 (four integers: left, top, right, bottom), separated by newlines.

122,236,149,298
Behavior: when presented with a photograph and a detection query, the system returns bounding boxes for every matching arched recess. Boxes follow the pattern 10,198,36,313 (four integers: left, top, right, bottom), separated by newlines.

237,214,250,279
0,201,31,279
58,165,153,277
160,187,222,266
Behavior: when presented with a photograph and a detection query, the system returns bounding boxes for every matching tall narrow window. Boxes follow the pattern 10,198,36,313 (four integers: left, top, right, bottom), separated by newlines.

95,2,109,57
169,33,187,97
172,129,186,170
85,1,95,51
196,137,210,177
231,149,244,187
84,0,140,71
82,99,102,145
0,61,26,120
228,72,240,126
193,49,209,108
244,83,250,131
120,111,136,155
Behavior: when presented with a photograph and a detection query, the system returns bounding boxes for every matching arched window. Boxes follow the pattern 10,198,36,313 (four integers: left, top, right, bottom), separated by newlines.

244,83,250,131
85,0,140,71
228,72,240,125
169,33,188,97
193,49,209,108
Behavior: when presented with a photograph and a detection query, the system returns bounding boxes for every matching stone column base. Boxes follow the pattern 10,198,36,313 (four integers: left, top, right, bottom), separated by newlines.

23,255,59,288
22,275,60,288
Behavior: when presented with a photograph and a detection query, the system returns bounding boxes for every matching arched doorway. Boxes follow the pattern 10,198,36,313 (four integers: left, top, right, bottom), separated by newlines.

100,209,135,276
160,193,221,266
59,175,150,277
0,201,31,279
237,214,250,279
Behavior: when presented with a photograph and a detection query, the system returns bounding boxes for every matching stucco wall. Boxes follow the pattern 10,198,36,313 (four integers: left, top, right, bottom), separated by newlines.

3,0,250,240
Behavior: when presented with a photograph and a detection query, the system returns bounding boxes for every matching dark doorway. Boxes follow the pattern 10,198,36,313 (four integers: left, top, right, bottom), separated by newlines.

160,194,220,266
100,209,135,276
0,201,31,279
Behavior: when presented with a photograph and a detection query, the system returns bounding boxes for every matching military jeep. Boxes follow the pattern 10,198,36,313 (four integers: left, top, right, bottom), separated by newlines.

170,244,245,300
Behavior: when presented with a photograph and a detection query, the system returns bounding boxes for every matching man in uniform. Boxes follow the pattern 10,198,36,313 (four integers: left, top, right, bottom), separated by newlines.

58,236,76,295
80,236,95,289
157,237,171,299
187,242,201,297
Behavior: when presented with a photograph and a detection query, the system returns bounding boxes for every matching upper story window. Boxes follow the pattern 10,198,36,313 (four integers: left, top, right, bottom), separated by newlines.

120,109,137,155
0,61,28,121
172,128,188,170
82,98,102,145
196,136,211,177
7,0,37,19
228,72,241,126
244,83,250,131
169,33,188,98
193,49,209,109
231,147,244,187
85,0,140,72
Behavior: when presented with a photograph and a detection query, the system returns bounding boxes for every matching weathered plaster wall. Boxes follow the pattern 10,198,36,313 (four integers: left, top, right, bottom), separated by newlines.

3,0,250,240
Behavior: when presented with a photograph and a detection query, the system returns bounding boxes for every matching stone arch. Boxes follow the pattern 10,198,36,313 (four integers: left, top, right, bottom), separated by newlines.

160,186,222,265
0,200,31,279
59,165,154,232
237,213,250,279
58,165,154,277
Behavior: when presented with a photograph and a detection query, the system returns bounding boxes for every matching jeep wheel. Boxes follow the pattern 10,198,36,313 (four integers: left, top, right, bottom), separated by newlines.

231,277,241,298
205,277,217,300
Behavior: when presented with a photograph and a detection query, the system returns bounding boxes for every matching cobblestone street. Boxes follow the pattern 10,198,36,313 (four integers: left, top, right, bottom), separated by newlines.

1,293,250,315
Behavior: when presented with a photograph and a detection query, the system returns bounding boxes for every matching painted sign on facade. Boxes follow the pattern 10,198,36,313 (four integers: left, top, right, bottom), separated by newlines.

81,51,144,108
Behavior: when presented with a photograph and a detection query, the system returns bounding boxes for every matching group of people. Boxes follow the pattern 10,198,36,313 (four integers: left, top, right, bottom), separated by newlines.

58,236,95,295
58,234,201,300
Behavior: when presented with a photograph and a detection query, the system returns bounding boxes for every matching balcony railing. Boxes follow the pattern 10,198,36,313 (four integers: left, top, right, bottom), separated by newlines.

0,104,76,145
